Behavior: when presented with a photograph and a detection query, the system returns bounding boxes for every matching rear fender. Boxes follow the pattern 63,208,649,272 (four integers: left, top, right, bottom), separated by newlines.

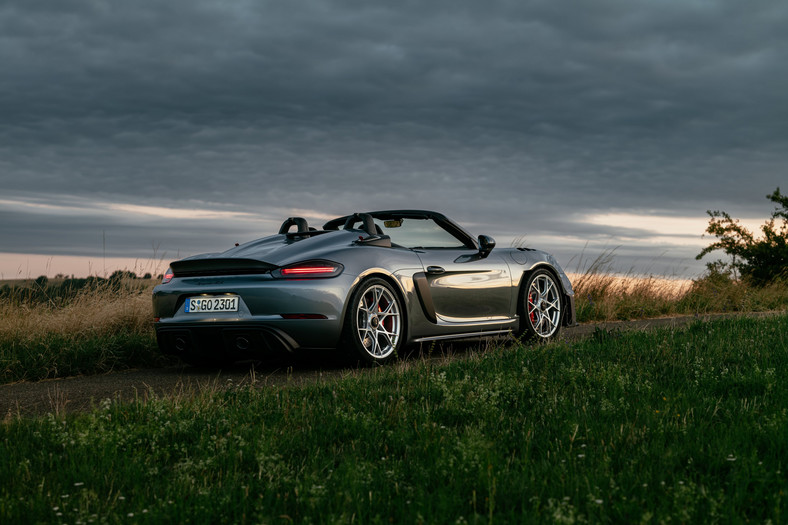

338,270,411,343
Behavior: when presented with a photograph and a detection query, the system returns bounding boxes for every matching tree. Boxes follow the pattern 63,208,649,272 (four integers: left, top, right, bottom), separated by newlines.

696,188,788,285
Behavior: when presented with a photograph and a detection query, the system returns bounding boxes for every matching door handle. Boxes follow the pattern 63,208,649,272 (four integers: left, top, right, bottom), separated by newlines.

426,266,445,275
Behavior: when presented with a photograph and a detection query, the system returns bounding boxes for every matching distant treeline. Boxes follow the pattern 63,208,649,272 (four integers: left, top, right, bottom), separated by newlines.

0,271,157,306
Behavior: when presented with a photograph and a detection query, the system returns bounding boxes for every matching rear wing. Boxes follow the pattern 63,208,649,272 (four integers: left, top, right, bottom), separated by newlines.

170,258,276,277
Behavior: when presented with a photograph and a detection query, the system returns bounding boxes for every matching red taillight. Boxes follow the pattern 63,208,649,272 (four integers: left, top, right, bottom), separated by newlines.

280,266,336,276
162,268,174,284
275,261,343,279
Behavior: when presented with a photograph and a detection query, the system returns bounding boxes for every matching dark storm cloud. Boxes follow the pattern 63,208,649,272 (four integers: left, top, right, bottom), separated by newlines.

1,0,786,273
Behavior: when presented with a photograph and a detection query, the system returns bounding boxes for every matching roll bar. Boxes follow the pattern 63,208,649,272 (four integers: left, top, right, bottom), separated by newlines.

278,217,310,234
342,213,377,236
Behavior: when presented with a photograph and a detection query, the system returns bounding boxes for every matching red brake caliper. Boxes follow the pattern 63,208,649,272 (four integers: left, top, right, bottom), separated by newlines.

529,291,537,324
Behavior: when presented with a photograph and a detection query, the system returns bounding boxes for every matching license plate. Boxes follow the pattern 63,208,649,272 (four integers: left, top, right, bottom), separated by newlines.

185,296,239,313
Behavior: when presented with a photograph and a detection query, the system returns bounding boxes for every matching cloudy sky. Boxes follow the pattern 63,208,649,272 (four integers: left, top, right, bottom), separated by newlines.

1,0,786,279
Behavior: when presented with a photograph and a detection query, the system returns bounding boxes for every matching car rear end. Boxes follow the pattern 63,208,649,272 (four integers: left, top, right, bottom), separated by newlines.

152,258,353,364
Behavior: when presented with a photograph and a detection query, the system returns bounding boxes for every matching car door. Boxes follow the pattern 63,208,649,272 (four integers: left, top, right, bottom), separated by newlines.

414,249,513,322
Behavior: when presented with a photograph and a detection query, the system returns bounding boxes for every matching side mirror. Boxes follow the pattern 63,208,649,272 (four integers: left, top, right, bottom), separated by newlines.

478,235,496,258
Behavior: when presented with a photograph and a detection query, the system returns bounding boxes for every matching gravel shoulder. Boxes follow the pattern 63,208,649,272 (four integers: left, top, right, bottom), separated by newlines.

1,312,777,418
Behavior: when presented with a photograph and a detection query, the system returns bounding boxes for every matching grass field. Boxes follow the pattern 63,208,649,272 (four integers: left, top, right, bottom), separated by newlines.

0,279,166,384
1,314,786,523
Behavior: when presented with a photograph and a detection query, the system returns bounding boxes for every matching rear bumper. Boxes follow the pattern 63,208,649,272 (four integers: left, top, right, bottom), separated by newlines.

156,322,309,362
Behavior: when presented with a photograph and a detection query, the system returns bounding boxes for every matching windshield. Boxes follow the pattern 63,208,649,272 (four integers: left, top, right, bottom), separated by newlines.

376,218,468,249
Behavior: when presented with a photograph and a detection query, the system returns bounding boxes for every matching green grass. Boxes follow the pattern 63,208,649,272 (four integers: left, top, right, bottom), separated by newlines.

0,330,161,383
2,314,787,523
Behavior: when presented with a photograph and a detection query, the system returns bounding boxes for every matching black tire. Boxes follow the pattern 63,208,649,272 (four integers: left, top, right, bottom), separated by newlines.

342,278,404,365
516,269,563,343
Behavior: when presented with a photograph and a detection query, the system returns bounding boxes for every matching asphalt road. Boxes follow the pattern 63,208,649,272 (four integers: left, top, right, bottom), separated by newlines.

0,313,769,418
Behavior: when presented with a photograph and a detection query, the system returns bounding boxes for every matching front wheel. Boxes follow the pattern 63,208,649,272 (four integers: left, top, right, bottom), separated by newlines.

343,278,404,365
517,269,563,343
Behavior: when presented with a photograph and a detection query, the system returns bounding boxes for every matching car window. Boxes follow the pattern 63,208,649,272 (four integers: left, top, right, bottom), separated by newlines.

377,218,468,249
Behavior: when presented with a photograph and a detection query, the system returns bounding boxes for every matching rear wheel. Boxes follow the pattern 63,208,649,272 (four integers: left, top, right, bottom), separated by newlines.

343,278,404,365
517,269,563,342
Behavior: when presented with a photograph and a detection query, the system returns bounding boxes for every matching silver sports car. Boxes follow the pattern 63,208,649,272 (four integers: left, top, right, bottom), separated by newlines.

152,210,576,365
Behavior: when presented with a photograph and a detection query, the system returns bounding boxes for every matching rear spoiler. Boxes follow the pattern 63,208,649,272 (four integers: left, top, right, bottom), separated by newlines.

171,258,276,277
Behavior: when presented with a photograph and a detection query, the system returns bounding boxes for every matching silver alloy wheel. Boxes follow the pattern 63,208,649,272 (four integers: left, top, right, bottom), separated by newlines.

356,284,401,358
526,273,561,338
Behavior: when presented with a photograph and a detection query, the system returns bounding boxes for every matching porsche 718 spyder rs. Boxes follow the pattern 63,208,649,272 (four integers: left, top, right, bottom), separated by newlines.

152,210,576,365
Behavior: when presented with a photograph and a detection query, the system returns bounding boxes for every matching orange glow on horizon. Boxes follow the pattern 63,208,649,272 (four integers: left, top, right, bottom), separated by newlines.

0,253,168,280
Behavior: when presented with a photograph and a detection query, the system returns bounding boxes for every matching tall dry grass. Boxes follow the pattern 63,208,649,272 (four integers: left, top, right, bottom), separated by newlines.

0,282,152,341
571,272,690,321
0,280,165,383
570,251,788,322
